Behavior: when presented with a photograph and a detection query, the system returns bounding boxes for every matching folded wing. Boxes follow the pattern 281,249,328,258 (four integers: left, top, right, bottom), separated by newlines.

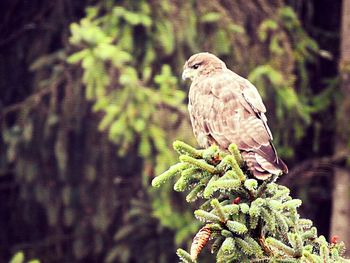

189,71,288,179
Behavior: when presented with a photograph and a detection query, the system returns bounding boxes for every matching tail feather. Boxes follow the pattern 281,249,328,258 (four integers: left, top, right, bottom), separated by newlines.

241,151,288,180
276,157,288,174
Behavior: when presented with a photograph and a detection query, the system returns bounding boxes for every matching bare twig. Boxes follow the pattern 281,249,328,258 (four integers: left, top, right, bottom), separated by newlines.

280,150,349,185
1,84,59,121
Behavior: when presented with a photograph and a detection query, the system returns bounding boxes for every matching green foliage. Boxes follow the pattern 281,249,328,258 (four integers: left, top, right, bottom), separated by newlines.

2,2,190,261
67,5,199,257
9,252,40,263
68,7,186,166
250,6,334,157
152,141,349,262
177,249,196,263
9,252,25,263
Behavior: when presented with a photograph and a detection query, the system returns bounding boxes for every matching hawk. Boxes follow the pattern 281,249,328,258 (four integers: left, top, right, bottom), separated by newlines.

182,52,288,180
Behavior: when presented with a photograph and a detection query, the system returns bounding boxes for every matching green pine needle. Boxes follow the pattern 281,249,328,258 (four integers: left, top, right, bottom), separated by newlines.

210,179,241,192
151,163,187,187
275,212,289,233
244,237,264,256
235,237,255,256
203,175,219,198
239,203,250,214
211,199,227,222
244,179,258,191
250,215,259,230
219,170,238,180
174,175,189,192
249,205,262,218
221,237,235,254
284,199,302,209
330,247,340,261
222,204,240,215
228,144,244,165
287,233,303,257
266,237,295,257
179,155,216,173
271,185,290,200
202,144,220,161
261,207,276,233
186,184,204,202
181,167,202,179
302,250,320,262
176,248,196,263
297,219,313,229
226,220,248,234
220,156,245,181
320,244,330,262
194,210,222,223
152,141,348,262
173,140,202,158
301,227,317,241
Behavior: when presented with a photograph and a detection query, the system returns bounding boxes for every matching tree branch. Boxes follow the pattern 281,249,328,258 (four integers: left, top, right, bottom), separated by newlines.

280,150,349,186
1,85,58,121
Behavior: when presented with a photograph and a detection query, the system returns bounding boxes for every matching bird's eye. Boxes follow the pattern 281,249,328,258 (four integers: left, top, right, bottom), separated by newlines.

192,64,200,69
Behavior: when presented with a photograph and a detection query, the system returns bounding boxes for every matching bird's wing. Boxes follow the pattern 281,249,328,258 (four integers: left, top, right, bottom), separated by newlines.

191,72,285,177
241,79,266,113
240,79,275,140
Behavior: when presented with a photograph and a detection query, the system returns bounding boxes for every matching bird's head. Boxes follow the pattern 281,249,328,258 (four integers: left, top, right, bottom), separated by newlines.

182,52,227,81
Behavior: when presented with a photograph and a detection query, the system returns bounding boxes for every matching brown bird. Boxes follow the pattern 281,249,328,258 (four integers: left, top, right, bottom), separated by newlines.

182,52,288,179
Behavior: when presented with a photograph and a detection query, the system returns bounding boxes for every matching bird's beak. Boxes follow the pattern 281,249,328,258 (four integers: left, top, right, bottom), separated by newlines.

182,68,192,81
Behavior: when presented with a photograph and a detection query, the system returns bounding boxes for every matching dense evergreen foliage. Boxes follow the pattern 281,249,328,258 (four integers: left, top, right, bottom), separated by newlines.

153,141,348,262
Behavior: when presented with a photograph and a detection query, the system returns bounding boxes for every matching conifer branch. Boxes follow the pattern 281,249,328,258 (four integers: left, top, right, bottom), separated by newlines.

152,141,349,262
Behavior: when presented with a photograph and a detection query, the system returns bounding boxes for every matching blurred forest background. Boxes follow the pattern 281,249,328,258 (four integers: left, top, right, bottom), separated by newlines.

1,0,350,262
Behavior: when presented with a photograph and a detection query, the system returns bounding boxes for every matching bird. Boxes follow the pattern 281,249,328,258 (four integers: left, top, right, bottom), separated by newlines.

182,52,288,180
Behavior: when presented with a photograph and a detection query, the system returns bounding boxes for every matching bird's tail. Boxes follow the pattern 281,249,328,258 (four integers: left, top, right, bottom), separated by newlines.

242,152,288,180
276,157,288,174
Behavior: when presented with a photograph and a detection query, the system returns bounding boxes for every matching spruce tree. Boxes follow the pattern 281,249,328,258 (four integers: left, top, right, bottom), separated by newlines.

152,141,349,262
